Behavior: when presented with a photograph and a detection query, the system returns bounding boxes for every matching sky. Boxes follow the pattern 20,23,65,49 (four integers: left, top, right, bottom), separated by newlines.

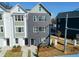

9,2,79,17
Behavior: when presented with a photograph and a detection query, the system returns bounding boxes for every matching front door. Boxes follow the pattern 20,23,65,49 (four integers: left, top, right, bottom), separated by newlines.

6,38,10,46
25,38,28,45
31,39,34,45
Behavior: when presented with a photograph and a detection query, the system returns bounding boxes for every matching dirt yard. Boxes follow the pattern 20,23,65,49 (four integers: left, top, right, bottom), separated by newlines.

38,36,79,57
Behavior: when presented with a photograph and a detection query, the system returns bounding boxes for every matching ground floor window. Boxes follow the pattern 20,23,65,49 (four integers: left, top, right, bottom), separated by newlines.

15,38,18,43
31,39,34,45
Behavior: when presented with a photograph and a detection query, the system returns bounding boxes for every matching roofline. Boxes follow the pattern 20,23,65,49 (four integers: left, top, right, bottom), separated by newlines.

0,4,8,12
10,3,26,13
30,3,51,16
39,3,51,16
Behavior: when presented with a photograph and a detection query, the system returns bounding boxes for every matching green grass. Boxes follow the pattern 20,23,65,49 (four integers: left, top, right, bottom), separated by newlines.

4,50,22,57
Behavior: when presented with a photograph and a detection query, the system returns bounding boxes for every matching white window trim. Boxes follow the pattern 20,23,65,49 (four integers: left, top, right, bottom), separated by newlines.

14,15,24,22
41,37,46,43
33,26,46,33
39,26,46,32
33,26,38,33
15,26,24,33
38,16,46,22
33,16,37,22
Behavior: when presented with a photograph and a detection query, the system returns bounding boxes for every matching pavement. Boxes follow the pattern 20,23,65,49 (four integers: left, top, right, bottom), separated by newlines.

22,46,28,57
22,45,37,57
0,46,11,57
0,45,37,57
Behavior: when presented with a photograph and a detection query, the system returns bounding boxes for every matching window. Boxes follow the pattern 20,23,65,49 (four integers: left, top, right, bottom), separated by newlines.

0,26,3,32
33,26,46,33
16,27,24,32
41,37,45,43
18,8,20,11
0,14,2,20
18,15,21,21
1,27,3,32
39,16,42,21
15,15,17,21
21,15,23,21
39,27,46,32
33,16,37,22
39,6,41,11
18,27,21,32
33,27,38,33
15,15,24,21
42,16,46,21
15,38,18,43
38,16,46,21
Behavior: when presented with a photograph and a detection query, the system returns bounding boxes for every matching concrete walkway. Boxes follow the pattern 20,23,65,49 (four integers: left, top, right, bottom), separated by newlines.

30,45,37,57
22,46,28,57
0,46,37,57
22,46,37,57
0,46,11,57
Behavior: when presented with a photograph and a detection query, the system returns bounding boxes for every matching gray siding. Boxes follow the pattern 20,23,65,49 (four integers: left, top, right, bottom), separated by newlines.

27,13,51,45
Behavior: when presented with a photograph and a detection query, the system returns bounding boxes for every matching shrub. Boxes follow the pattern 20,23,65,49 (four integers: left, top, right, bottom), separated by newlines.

12,45,21,52
13,45,16,48
28,49,31,57
17,45,21,48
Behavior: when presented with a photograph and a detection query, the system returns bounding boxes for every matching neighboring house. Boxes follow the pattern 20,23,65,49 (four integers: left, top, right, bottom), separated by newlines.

0,3,52,47
56,9,79,39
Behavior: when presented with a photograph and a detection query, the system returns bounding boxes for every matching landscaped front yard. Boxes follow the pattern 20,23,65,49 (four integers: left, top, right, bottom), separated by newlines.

4,50,22,57
4,45,22,57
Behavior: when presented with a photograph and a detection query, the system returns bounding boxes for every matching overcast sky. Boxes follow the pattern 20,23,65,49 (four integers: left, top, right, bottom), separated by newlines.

9,2,79,17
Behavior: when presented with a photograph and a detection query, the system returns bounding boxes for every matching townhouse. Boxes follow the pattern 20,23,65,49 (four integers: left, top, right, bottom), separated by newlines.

0,3,51,47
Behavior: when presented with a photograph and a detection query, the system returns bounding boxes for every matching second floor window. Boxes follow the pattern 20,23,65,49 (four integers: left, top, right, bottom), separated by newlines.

33,16,46,22
39,16,46,22
33,16,37,22
16,27,24,32
15,15,24,21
